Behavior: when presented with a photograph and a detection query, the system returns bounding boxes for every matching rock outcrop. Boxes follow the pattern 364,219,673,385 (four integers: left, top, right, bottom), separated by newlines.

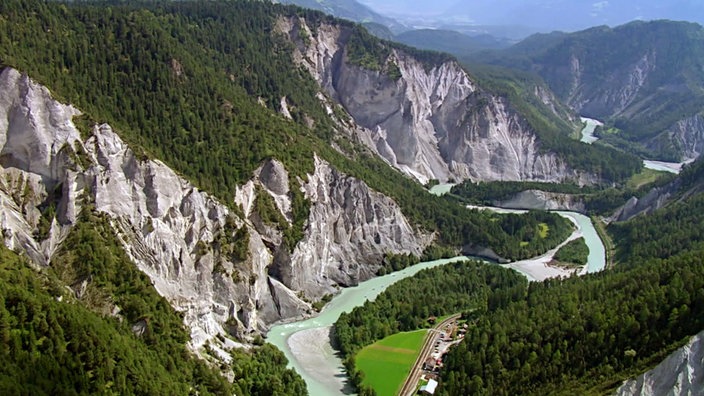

286,156,431,297
615,330,704,396
0,67,430,350
494,190,587,212
609,185,675,222
276,16,591,185
569,50,657,118
647,114,704,163
609,159,704,222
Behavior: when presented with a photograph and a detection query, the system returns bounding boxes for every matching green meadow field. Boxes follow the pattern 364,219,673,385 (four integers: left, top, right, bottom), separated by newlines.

355,330,427,395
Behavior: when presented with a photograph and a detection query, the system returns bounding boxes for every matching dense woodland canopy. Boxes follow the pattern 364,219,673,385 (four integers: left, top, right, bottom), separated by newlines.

553,237,589,265
335,262,528,357
334,261,528,394
451,180,593,204
441,179,704,393
450,171,675,216
440,247,704,395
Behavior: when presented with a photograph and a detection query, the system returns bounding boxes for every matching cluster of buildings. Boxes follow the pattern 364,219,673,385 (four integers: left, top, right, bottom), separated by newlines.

416,320,470,394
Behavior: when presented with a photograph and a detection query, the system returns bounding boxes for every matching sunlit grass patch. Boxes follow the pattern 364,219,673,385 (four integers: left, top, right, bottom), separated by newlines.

356,330,427,395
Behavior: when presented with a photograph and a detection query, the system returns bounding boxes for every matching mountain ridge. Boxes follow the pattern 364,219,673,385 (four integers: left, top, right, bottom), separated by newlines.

476,19,704,162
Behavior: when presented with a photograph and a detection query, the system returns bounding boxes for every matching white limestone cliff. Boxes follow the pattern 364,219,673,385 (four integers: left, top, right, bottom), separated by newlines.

616,330,704,396
0,67,430,351
276,16,592,185
494,189,587,212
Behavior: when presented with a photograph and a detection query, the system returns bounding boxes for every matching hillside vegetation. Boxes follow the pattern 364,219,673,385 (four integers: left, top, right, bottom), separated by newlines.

440,247,704,395
553,237,589,265
1,1,702,395
334,261,527,394
334,193,704,395
450,169,675,216
464,64,643,182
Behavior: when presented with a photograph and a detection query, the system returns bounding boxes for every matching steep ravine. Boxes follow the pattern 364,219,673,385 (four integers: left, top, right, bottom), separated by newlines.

501,21,704,163
276,16,593,185
0,67,430,352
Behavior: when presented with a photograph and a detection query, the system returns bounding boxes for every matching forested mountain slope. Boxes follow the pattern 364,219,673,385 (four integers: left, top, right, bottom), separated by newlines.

0,216,305,395
478,20,704,162
328,162,704,395
0,1,672,394
439,247,704,395
608,158,704,221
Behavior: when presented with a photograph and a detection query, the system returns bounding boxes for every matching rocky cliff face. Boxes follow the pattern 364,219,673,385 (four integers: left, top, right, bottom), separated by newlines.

494,190,586,212
276,17,591,185
0,67,429,350
567,50,657,118
609,185,675,222
286,156,430,296
609,159,704,222
615,330,704,396
647,114,704,162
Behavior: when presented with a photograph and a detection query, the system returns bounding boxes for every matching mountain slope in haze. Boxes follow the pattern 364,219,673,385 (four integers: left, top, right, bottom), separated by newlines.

277,0,406,32
439,0,704,30
283,1,514,64
360,0,704,33
393,29,512,57
479,20,704,162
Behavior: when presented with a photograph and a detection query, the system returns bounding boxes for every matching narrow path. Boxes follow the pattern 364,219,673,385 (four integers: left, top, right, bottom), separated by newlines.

397,314,461,396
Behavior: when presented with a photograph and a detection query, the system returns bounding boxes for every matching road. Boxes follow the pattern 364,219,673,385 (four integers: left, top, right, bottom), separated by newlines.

397,314,461,396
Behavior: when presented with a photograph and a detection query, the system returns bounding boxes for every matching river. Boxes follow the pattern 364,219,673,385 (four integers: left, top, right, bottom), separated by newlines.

580,117,603,144
643,159,693,174
580,117,689,174
474,207,605,280
267,184,606,395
